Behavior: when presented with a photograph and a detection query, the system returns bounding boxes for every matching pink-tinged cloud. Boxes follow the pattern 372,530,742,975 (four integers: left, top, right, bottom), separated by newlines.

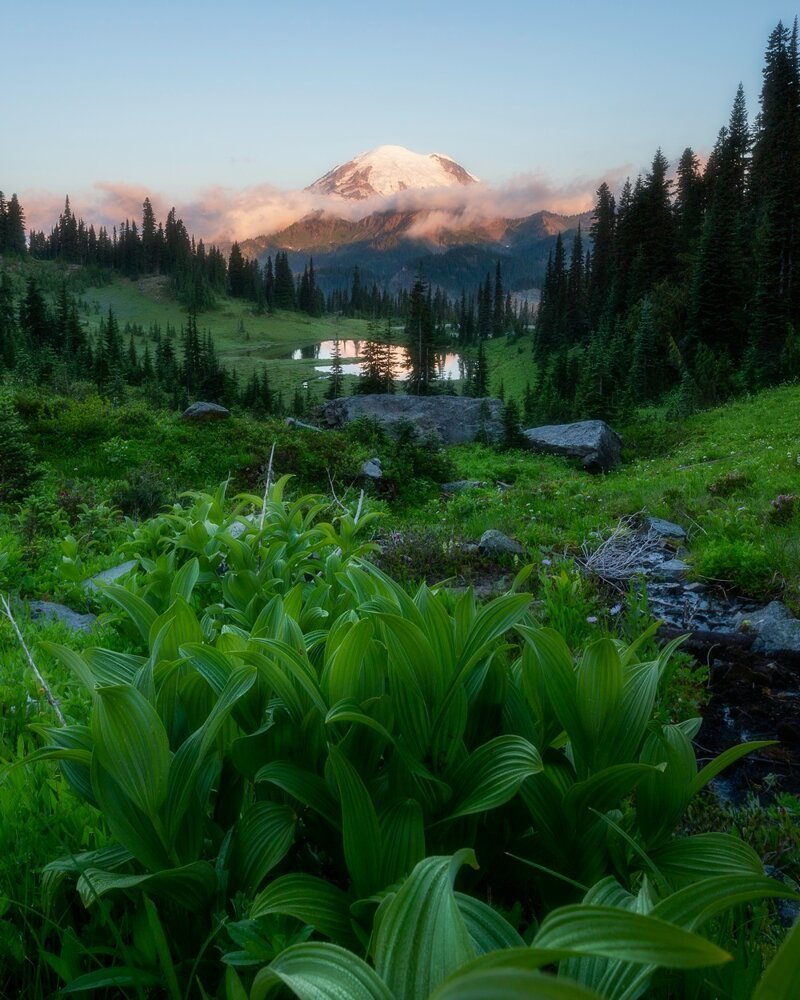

20,164,635,247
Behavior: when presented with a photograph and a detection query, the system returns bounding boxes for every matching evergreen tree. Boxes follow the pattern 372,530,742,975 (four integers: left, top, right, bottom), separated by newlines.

0,395,41,501
588,182,616,326
492,261,505,336
326,338,344,399
405,278,436,394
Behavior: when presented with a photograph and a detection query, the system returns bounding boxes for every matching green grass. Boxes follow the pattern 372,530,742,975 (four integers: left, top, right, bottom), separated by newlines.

401,383,800,606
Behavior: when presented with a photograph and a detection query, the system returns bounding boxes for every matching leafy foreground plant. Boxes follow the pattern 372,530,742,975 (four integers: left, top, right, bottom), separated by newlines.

23,483,799,997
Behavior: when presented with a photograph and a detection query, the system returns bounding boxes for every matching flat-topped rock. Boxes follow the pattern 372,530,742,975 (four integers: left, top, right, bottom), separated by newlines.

646,516,687,541
361,457,383,480
478,530,525,556
83,560,138,593
737,601,800,656
182,401,230,422
28,601,97,633
522,419,622,473
319,395,503,445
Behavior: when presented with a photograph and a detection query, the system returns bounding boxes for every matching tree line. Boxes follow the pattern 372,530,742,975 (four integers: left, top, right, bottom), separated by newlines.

533,18,800,422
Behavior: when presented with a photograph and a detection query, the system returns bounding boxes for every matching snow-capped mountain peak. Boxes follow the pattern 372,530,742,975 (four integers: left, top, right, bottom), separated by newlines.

307,145,478,200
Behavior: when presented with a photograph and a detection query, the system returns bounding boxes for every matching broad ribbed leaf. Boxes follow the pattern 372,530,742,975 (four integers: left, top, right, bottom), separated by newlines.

373,850,478,1000
455,892,526,952
688,741,776,797
62,968,161,993
328,744,383,897
38,642,95,692
251,942,391,1000
754,915,800,1000
77,861,216,910
170,556,200,603
433,967,605,1000
534,904,731,968
250,875,357,947
563,764,660,828
651,875,800,930
231,802,296,893
576,639,623,754
100,583,155,643
380,799,426,885
252,638,328,717
91,756,171,870
322,619,378,705
255,762,341,830
92,684,169,817
149,597,203,663
518,626,585,759
447,736,542,819
650,833,763,886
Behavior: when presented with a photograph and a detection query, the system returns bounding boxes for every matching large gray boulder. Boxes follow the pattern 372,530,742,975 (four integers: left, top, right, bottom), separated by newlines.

319,395,503,445
522,419,622,473
182,401,230,422
738,601,800,656
29,601,97,633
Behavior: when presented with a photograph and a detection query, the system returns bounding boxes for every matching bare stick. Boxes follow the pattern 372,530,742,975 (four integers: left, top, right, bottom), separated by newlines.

578,513,664,584
259,441,276,532
1,595,66,727
326,469,348,513
354,488,365,526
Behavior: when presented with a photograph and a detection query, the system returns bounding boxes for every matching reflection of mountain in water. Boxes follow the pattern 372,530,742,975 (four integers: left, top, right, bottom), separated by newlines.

290,340,465,381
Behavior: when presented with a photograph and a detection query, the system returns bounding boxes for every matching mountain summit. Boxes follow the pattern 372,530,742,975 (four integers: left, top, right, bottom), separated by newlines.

306,144,478,200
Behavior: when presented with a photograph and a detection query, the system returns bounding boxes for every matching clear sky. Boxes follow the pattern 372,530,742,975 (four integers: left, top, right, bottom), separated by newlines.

3,0,794,236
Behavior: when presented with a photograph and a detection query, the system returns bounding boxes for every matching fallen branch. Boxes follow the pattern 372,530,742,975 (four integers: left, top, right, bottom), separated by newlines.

579,513,663,584
258,441,276,533
1,595,66,727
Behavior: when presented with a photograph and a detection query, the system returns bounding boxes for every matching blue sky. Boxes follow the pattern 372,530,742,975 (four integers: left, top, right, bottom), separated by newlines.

3,1,794,235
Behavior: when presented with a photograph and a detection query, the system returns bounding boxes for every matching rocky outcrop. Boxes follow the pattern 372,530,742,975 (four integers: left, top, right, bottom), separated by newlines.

478,530,525,556
522,419,622,473
645,516,687,542
361,457,383,481
737,601,800,657
319,395,503,445
182,401,230,422
83,560,138,593
28,601,97,633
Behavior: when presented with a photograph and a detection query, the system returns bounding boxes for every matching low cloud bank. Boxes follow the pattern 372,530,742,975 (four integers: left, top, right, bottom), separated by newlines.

21,166,633,246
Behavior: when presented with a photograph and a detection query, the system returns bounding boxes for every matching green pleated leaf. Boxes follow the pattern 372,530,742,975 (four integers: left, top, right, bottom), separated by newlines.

380,799,426,885
90,756,171,870
38,641,96,692
62,967,162,993
432,967,605,1000
576,639,623,751
562,763,660,828
170,556,200,603
92,684,170,818
165,666,256,838
231,802,296,894
328,744,383,897
753,915,800,1000
447,736,542,819
455,892,526,952
518,626,585,759
249,874,357,947
251,637,328,717
100,583,155,643
77,861,216,911
688,740,776,797
255,761,341,830
251,942,392,1000
650,833,763,886
373,850,479,1000
149,597,204,663
533,904,731,968
651,874,800,931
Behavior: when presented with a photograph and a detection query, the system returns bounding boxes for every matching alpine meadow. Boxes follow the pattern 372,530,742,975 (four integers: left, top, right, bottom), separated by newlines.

2,7,800,999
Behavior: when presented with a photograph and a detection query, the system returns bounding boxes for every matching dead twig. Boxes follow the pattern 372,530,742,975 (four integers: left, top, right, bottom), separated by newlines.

259,441,276,533
579,513,663,584
1,595,66,727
